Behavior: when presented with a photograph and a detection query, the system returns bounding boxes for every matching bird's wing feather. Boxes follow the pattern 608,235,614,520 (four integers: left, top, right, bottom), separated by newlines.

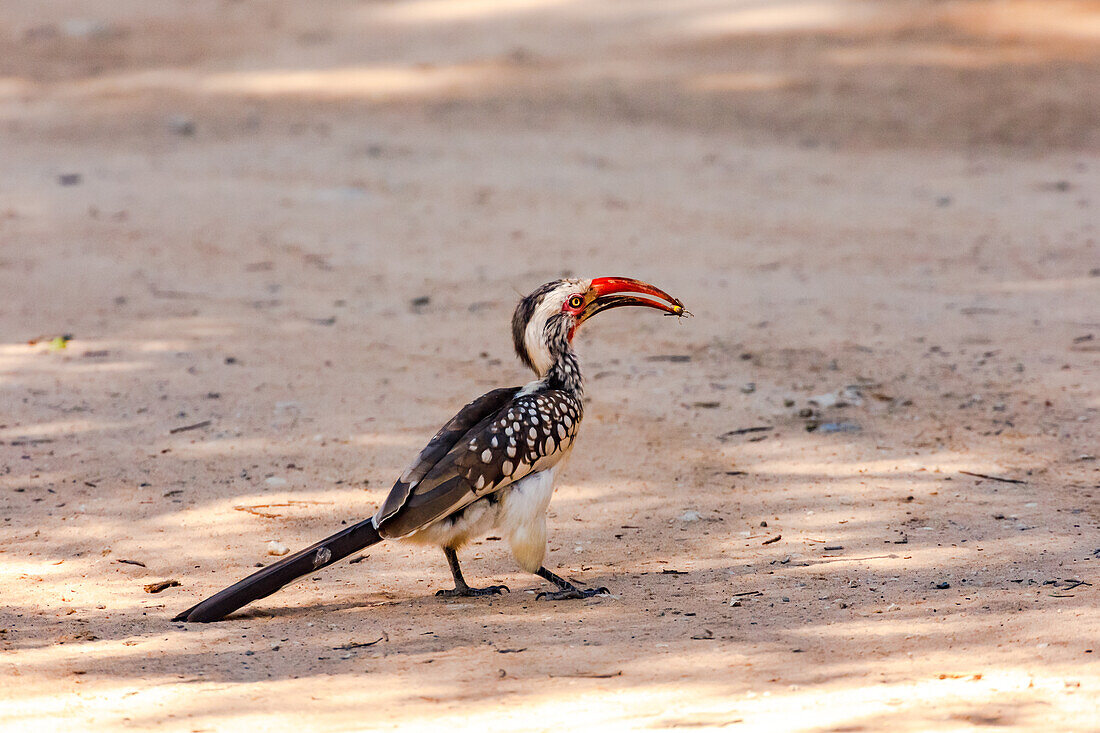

374,388,583,539
372,387,520,529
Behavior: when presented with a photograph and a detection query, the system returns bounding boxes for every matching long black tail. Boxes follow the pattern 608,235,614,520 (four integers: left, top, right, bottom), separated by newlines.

172,518,383,623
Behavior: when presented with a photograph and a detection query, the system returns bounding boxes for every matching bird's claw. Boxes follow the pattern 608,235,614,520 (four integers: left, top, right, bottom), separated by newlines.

535,586,610,601
436,584,509,598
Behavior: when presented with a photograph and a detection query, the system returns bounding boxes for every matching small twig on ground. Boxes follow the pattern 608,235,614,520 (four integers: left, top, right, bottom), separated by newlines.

332,637,384,650
235,506,284,519
550,670,623,679
811,554,898,564
169,420,211,434
719,426,772,440
149,285,197,300
116,559,147,567
144,580,180,593
762,534,782,545
960,470,1026,484
234,500,334,519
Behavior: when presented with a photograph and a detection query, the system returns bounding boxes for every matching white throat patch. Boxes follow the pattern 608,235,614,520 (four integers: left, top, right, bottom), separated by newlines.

521,280,590,377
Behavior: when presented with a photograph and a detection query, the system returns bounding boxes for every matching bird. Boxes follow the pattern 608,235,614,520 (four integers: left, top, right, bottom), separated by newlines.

172,276,687,622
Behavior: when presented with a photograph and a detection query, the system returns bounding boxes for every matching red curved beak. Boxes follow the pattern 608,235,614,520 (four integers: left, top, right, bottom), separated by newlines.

579,276,688,323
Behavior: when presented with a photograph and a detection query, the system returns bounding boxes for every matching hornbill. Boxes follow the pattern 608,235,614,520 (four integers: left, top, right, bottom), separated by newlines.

173,277,687,622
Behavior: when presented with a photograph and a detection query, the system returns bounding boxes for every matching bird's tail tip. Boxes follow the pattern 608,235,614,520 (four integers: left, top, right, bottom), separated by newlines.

168,517,383,624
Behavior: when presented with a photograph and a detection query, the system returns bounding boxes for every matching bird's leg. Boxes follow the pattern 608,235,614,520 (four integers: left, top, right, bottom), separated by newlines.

435,546,509,598
534,566,609,601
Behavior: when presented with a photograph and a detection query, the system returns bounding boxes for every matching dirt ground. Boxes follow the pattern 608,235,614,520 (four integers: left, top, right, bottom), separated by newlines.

1,1,1098,730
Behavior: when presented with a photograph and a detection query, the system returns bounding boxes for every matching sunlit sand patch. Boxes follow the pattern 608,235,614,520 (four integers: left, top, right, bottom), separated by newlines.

0,343,44,357
677,0,882,35
0,338,185,380
977,277,1100,294
741,452,1021,479
371,0,574,24
827,44,1049,70
131,339,197,352
15,360,151,377
0,77,31,98
200,66,483,99
0,420,132,440
1,667,1089,731
38,64,499,102
0,557,87,578
169,436,304,456
687,72,795,93
949,0,1100,42
798,612,1040,642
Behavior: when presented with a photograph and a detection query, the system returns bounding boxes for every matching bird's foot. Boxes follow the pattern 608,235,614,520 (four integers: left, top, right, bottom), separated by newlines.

536,585,610,601
436,584,509,598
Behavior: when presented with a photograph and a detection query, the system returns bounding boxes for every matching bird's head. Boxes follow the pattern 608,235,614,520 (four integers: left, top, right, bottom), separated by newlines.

512,276,687,376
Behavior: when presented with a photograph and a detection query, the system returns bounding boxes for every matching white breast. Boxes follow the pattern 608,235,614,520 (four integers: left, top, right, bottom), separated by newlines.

498,466,559,572
402,497,499,548
401,463,565,574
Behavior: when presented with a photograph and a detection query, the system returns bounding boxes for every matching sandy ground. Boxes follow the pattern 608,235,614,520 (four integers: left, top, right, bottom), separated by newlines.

1,1,1099,730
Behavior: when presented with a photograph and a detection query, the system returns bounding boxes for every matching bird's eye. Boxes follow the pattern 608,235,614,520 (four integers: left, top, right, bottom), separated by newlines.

567,295,584,309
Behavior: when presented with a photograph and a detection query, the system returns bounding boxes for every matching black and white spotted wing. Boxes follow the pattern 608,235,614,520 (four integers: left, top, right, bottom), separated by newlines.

373,388,584,539
372,387,519,532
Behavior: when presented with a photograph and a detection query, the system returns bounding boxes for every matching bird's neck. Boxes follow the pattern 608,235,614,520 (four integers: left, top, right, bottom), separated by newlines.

520,314,585,395
544,346,583,395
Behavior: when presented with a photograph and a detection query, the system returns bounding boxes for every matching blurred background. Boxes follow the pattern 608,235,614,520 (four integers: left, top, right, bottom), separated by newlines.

1,2,1097,731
